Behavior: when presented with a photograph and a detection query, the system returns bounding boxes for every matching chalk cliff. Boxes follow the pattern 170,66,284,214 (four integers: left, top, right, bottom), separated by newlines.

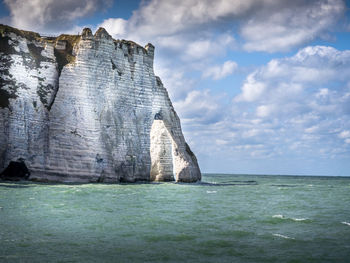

0,24,201,183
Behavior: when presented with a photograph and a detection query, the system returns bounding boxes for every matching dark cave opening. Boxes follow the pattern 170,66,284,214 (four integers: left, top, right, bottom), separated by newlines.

0,160,30,181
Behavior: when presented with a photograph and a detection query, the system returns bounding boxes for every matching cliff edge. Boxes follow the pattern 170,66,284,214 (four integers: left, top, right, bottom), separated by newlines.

0,24,201,183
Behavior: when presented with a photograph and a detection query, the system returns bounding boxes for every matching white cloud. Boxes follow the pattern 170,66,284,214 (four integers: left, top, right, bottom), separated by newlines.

174,89,226,124
99,18,127,38
203,60,237,80
339,130,350,139
99,0,346,54
236,46,350,103
256,104,275,118
185,39,212,60
153,64,196,101
120,0,257,39
316,88,329,98
155,35,185,51
235,74,266,102
215,139,229,146
305,125,319,134
180,45,350,172
230,45,350,157
241,0,345,52
181,34,235,61
4,0,347,54
4,0,112,33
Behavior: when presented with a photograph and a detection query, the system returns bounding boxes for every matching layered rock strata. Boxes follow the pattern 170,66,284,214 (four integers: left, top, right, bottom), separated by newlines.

0,25,201,183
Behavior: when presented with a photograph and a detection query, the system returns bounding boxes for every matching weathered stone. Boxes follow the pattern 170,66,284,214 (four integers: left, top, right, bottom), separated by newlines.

0,24,201,183
94,27,112,40
55,40,67,50
81,28,93,39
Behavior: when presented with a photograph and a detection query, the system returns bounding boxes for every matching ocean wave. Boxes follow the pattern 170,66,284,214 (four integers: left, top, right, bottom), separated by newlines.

342,221,350,226
292,218,309,222
198,181,257,186
273,233,295,240
206,190,217,194
272,215,310,222
272,214,284,219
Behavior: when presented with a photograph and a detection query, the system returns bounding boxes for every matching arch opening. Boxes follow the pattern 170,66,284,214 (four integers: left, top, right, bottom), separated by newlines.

150,119,176,181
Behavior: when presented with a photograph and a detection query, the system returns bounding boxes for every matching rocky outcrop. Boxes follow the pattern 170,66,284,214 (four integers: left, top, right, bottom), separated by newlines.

0,24,201,183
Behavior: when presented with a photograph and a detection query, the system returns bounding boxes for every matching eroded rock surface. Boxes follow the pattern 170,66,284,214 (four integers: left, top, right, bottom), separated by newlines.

0,24,201,183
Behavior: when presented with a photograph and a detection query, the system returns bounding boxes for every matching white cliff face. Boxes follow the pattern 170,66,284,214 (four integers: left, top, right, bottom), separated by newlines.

0,29,58,180
0,25,201,183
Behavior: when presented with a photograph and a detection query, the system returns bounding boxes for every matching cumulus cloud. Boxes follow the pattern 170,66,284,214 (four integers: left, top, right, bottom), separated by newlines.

97,0,348,124
98,18,127,37
120,0,255,39
339,130,350,139
236,46,350,102
4,0,112,33
256,104,275,118
338,130,350,144
173,89,227,124
241,0,345,52
235,74,266,102
203,60,238,80
230,45,350,156
99,0,346,53
153,65,196,101
178,45,350,173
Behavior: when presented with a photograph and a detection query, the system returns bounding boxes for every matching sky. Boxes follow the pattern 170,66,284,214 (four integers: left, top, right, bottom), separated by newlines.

1,0,350,176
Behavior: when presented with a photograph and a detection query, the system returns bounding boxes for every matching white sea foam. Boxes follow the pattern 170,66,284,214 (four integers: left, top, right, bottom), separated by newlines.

273,233,295,240
342,221,350,226
206,190,217,194
272,214,284,219
272,215,309,222
292,218,309,222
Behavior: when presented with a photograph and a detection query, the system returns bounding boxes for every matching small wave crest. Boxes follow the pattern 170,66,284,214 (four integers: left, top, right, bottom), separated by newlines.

273,233,295,240
272,214,284,219
292,217,309,222
206,190,217,194
272,215,310,222
198,180,257,186
342,221,350,226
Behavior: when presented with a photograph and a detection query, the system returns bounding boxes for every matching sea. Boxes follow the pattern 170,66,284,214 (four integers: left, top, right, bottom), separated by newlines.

0,174,349,263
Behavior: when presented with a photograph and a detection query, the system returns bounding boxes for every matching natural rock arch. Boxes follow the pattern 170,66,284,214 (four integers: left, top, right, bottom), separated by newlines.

150,118,176,181
0,25,201,183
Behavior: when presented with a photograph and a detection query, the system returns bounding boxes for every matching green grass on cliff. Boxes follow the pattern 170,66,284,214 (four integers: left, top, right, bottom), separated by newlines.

54,34,81,74
0,24,41,41
0,24,82,75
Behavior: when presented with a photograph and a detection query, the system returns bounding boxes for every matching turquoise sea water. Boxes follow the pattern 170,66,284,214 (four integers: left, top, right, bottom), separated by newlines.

0,174,350,263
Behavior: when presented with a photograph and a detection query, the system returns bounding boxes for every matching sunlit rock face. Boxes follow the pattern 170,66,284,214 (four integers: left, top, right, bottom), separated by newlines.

0,25,201,183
